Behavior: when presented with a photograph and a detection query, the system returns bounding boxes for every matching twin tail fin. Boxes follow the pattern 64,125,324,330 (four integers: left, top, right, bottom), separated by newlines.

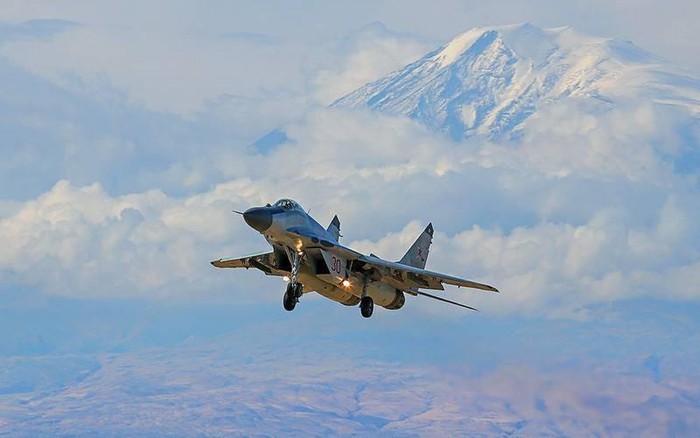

327,215,341,241
399,223,433,269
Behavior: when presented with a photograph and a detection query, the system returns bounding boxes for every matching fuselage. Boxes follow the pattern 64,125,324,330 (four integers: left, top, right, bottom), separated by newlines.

242,199,405,309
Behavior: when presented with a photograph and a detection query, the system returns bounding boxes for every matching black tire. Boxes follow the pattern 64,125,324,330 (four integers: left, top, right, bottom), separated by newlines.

360,296,374,318
283,290,296,311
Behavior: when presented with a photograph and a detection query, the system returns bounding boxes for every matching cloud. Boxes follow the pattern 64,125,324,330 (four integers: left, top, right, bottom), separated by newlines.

434,197,700,316
0,19,77,43
0,23,317,115
0,51,305,199
346,195,700,318
313,22,434,104
1,103,698,319
0,179,280,299
479,96,700,182
0,19,430,116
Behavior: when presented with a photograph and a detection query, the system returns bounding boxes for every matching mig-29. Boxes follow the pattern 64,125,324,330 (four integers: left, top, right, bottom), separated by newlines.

211,199,498,318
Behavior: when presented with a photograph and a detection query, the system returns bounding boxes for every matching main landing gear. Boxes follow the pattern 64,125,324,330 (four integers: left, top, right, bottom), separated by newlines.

359,275,373,318
360,296,374,318
283,251,303,312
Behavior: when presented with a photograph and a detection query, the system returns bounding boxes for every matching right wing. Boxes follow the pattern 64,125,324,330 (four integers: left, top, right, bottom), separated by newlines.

357,255,499,293
284,226,497,293
211,251,287,277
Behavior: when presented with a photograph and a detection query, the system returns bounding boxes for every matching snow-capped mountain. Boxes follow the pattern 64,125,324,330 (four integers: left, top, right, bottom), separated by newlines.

332,23,700,141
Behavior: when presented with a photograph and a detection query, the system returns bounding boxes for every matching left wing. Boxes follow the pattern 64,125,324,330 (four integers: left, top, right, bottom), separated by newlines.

211,251,287,277
358,255,499,293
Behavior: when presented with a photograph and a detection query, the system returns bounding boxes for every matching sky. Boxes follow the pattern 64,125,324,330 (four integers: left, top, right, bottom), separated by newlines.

1,1,700,435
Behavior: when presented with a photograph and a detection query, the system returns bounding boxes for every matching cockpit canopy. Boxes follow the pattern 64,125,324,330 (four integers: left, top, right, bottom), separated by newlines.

272,198,303,211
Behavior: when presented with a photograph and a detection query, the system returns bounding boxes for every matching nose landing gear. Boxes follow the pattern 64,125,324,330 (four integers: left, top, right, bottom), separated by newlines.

283,282,302,311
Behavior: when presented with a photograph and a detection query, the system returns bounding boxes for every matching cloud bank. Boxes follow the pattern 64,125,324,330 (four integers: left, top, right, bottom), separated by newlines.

1,102,698,318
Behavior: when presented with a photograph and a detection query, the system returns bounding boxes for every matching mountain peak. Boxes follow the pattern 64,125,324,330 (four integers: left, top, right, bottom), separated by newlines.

432,27,492,67
431,23,567,68
332,23,699,140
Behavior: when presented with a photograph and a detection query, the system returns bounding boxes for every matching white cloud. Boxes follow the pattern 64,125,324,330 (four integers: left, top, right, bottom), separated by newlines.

0,179,278,299
2,0,699,72
2,104,697,319
0,19,428,116
477,97,695,182
313,23,434,104
0,25,312,115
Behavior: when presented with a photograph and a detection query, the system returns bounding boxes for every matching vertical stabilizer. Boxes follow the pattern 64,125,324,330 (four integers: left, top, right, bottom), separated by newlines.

327,215,341,241
399,223,433,269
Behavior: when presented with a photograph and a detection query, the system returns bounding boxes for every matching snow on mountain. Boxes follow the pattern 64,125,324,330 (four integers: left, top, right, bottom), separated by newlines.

331,23,700,141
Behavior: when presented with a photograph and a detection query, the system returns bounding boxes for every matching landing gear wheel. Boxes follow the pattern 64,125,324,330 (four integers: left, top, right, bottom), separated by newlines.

283,282,303,311
283,289,296,311
360,296,374,318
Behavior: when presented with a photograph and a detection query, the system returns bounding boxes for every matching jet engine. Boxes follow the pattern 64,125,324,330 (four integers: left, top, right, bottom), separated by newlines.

365,281,405,310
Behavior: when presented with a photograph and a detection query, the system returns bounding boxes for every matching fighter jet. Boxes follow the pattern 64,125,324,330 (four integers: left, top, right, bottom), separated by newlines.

211,199,498,318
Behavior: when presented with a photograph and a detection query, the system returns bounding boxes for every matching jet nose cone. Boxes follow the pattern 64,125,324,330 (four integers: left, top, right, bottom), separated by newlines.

243,207,273,232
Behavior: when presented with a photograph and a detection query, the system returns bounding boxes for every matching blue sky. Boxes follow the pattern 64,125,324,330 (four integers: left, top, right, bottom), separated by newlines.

1,1,699,435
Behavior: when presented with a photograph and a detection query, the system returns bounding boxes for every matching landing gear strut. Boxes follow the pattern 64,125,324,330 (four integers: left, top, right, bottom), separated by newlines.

283,251,303,312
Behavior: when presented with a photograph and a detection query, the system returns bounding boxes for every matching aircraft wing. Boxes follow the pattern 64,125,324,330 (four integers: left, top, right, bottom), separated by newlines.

268,228,498,295
282,227,498,293
211,251,287,277
358,255,499,293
